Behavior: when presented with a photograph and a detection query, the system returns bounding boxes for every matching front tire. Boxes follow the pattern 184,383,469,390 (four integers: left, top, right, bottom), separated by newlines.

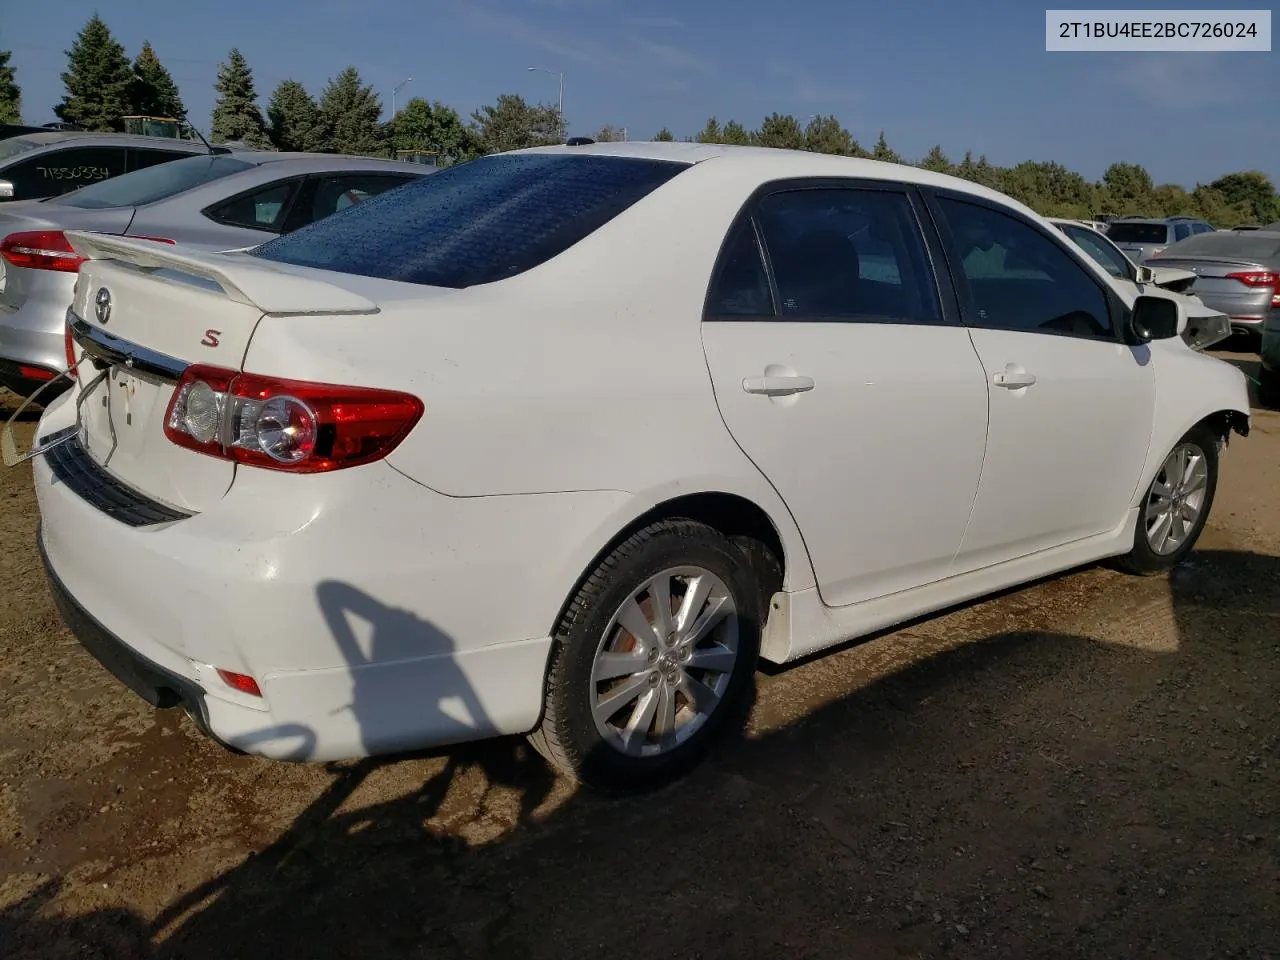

1115,425,1219,576
530,520,762,792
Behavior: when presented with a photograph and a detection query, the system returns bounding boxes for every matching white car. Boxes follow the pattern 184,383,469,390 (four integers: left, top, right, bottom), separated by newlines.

26,143,1251,791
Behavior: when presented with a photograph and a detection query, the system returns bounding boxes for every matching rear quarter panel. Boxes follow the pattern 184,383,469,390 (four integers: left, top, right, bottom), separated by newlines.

238,159,817,590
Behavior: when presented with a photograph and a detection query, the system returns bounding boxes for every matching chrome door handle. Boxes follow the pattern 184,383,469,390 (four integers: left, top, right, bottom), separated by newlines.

742,375,815,397
992,370,1037,389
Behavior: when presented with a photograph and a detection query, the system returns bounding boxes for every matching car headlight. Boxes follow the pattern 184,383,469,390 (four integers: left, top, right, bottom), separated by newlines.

1182,313,1232,352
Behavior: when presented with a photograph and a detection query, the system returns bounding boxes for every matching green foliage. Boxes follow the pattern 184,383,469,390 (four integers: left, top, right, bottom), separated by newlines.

210,49,269,147
1207,171,1280,223
804,114,859,156
721,120,752,146
918,144,952,174
267,80,327,152
594,124,626,142
56,15,134,131
320,67,384,156
469,94,562,153
695,117,722,143
391,96,476,166
652,127,675,142
130,42,184,119
0,47,20,123
871,131,901,164
757,113,805,150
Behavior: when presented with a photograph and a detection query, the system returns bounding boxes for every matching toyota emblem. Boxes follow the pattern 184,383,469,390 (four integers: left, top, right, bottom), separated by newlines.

94,287,112,325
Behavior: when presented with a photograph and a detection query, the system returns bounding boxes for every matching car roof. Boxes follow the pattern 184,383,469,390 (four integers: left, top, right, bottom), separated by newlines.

512,141,1044,219
211,151,435,175
6,131,210,150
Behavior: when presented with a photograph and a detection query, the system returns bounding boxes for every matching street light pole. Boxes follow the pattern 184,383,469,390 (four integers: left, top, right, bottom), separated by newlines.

392,77,413,119
527,66,565,137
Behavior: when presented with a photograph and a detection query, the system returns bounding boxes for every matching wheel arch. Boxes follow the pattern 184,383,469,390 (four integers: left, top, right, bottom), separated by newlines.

548,487,812,639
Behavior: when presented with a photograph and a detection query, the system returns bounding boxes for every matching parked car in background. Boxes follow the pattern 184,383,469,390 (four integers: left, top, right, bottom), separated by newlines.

1106,217,1215,262
26,144,1249,791
0,132,215,203
1049,218,1231,351
1144,230,1280,345
0,151,432,398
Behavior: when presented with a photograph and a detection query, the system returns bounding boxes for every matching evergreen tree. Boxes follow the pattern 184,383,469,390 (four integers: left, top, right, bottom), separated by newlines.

210,49,269,147
756,113,805,150
267,79,327,152
652,127,675,142
319,67,384,156
871,131,901,164
55,15,134,131
695,117,722,143
721,120,752,146
919,144,952,174
0,47,20,123
130,42,185,118
804,114,858,156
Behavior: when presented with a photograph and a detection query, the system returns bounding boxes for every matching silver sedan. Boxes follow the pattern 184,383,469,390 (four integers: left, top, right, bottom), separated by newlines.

0,151,433,399
1145,230,1280,345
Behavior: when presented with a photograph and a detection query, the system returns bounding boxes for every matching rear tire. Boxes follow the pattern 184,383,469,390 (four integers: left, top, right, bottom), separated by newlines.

1114,425,1219,576
530,520,762,793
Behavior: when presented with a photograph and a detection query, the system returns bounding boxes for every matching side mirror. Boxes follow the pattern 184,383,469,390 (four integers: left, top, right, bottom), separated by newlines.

1128,295,1181,344
1133,265,1155,284
0,180,13,199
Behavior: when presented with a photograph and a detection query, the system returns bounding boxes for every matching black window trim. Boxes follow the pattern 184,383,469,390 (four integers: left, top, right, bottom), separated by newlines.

201,175,308,234
702,176,959,326
918,185,1128,345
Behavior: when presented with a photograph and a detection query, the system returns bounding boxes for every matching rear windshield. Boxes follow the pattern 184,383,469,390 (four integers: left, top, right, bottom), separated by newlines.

50,155,255,209
0,137,44,164
1157,232,1280,260
1106,222,1169,243
252,153,687,288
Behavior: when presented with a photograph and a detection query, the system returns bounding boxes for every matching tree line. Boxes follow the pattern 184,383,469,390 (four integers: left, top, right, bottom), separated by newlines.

2,18,1276,227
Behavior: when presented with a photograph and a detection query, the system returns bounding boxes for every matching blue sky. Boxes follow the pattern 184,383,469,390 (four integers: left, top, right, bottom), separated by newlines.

7,0,1279,186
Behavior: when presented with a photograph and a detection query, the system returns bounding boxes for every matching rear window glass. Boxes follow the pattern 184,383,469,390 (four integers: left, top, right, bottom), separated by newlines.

50,155,255,209
252,153,687,288
1159,232,1280,259
1106,222,1169,243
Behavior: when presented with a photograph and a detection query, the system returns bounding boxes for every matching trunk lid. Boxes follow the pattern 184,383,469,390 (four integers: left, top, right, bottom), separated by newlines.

1146,256,1275,316
0,205,134,313
64,232,378,513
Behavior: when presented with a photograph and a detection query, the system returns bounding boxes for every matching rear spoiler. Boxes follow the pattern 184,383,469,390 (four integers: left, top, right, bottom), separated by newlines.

65,231,379,317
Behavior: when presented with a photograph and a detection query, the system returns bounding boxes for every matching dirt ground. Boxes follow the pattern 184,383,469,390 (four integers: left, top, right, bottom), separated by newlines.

1,351,1278,960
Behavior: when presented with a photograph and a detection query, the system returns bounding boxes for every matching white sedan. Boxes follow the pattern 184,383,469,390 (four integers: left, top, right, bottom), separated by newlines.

27,143,1250,791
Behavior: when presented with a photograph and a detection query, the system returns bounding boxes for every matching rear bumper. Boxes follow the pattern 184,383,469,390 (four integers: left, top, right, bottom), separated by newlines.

0,357,70,400
0,287,72,378
39,525,221,738
31,403,628,761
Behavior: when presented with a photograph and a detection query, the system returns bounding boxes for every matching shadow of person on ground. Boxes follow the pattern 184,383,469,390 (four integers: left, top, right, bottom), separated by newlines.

6,552,1279,959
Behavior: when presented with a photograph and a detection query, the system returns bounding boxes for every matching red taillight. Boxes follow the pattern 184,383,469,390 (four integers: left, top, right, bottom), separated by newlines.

215,668,262,697
0,230,85,272
163,365,424,473
18,365,55,382
1226,270,1278,287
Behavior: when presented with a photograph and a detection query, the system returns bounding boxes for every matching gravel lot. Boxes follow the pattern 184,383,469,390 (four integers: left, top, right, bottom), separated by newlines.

2,351,1278,960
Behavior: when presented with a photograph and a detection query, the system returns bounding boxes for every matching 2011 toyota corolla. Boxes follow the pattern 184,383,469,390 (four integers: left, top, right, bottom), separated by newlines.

24,142,1250,791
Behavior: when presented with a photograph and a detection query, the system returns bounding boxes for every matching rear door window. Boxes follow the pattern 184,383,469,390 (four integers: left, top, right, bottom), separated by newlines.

751,187,940,322
252,154,686,287
1174,223,1192,242
0,146,128,200
279,173,418,234
128,148,198,172
205,180,302,232
51,155,255,209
